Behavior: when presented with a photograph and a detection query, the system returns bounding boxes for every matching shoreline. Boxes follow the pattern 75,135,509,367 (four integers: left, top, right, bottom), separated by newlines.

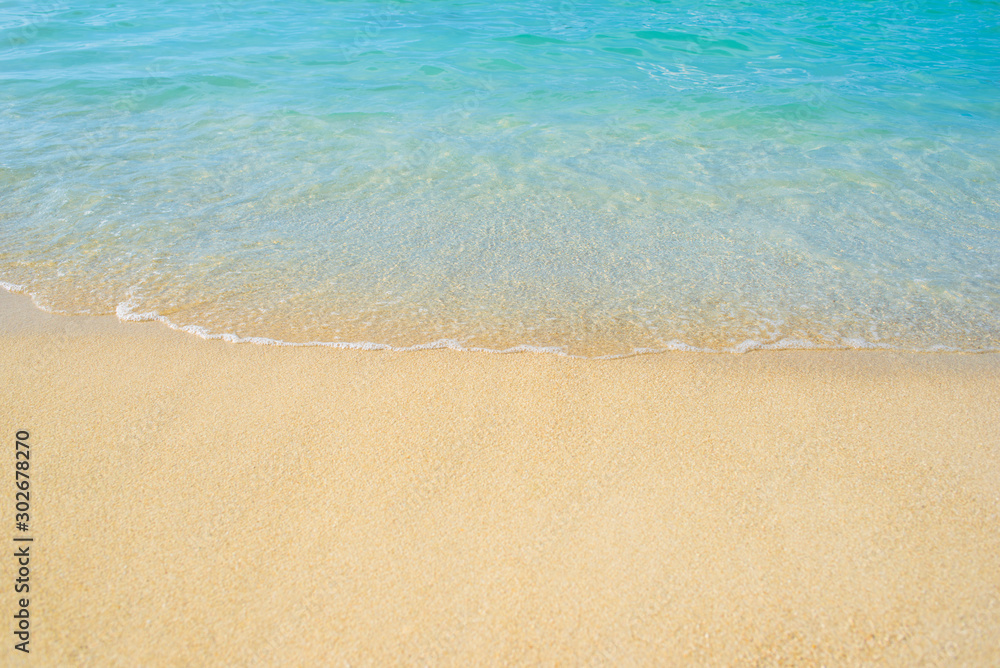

2,285,997,357
2,289,999,664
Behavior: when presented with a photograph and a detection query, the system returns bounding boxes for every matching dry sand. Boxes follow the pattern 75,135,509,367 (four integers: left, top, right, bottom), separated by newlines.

1,289,999,665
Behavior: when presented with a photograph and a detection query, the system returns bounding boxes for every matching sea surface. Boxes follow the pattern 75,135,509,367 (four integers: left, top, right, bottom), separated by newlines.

2,0,999,355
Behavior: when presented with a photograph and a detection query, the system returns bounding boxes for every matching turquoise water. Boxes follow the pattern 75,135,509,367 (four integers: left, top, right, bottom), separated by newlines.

1,0,999,355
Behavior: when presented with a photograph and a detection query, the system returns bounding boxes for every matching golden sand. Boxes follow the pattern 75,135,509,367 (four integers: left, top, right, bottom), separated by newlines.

1,290,998,665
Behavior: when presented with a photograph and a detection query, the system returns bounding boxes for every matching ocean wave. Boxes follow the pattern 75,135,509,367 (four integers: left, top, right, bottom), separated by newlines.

2,283,988,358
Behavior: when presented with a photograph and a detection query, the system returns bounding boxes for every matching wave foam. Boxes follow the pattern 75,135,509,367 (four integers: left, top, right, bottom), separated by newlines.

1,283,986,358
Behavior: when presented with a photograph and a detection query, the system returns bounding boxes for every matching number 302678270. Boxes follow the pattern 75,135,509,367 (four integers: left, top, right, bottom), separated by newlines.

15,431,30,527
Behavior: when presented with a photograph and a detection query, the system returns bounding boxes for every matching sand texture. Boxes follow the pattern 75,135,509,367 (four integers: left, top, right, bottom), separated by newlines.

1,290,999,665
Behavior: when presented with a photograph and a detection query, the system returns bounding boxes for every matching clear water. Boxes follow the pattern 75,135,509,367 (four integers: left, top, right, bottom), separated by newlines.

1,0,999,355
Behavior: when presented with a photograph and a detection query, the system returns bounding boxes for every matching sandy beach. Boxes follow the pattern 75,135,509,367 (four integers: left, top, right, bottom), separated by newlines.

1,288,998,665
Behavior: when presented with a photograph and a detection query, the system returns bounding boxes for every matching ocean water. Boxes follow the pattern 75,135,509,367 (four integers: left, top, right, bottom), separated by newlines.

1,0,999,355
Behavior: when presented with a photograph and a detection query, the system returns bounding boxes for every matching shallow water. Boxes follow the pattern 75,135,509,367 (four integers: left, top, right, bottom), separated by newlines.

2,0,999,355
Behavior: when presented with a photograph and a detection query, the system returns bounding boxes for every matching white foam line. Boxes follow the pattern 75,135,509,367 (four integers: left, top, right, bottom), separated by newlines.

115,297,573,355
0,283,992,358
